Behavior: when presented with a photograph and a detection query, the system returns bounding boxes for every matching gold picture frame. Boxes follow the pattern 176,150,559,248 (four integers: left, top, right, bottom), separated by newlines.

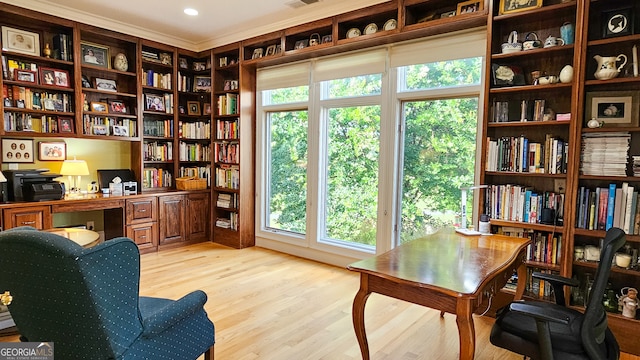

187,101,201,116
457,0,484,15
498,0,542,15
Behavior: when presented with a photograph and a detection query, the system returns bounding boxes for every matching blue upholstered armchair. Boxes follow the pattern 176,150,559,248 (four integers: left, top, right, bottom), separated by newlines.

0,227,215,360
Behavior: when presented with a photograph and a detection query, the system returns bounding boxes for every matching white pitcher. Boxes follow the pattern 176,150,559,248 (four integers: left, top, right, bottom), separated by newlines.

594,54,627,80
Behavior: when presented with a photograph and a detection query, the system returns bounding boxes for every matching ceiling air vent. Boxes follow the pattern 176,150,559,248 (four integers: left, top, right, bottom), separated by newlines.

285,0,320,9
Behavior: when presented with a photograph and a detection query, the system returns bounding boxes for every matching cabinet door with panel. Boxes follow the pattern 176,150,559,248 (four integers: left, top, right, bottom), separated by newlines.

158,194,186,245
125,197,158,253
3,206,52,230
187,192,210,242
126,222,158,253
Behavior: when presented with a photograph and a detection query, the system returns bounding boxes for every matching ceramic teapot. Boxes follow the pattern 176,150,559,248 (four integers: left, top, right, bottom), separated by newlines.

594,54,627,80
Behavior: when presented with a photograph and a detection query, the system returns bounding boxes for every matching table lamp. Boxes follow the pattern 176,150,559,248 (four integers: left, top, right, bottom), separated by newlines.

456,184,488,235
0,170,7,202
60,157,89,195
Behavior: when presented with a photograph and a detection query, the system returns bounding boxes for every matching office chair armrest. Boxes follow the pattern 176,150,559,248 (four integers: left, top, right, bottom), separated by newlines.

141,290,208,336
509,302,570,325
532,272,579,306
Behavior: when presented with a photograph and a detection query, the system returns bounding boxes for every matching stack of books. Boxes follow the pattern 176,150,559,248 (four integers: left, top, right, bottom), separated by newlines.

581,132,630,177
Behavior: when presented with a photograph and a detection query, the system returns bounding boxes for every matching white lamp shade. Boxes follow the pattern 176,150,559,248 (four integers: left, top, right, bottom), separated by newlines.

0,171,6,182
60,159,90,176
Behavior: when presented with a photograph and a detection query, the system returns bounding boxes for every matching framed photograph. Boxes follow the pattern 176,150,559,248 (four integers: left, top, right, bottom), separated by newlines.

219,56,228,67
602,7,634,39
40,67,69,87
230,80,239,90
585,91,640,127
109,100,127,113
265,45,277,56
194,76,211,92
252,48,263,59
58,117,74,133
81,41,110,68
499,0,542,15
14,69,37,83
146,94,165,112
159,52,172,66
457,0,484,15
187,101,201,116
321,35,333,44
179,105,186,114
90,101,109,113
204,103,212,115
1,26,40,56
92,124,108,135
95,78,117,92
294,40,308,50
440,10,457,18
224,80,232,91
111,125,129,136
2,138,34,163
38,141,66,161
193,62,206,71
179,57,189,69
81,74,92,88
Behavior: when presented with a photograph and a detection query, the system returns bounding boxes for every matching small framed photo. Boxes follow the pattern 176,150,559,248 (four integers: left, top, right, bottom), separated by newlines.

252,48,263,59
294,40,308,50
194,76,211,92
440,10,457,18
1,26,40,56
14,69,37,83
230,80,239,90
499,0,542,15
109,100,127,113
111,125,129,137
602,7,634,39
40,67,70,88
179,105,186,114
457,0,483,15
159,52,172,66
265,45,277,56
2,138,34,163
146,94,165,112
193,62,206,71
58,117,74,133
179,57,189,69
187,101,201,116
81,41,110,68
90,101,109,113
321,35,333,44
38,141,66,161
95,77,117,92
585,91,640,127
224,80,232,91
92,124,108,135
219,56,228,67
204,103,212,115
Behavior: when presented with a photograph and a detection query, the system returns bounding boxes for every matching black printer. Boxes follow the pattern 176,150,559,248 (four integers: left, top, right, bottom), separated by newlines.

3,169,65,202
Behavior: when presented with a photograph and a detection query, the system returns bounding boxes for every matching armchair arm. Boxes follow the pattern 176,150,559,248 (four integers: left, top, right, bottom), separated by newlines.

141,290,208,337
509,302,571,360
532,272,579,306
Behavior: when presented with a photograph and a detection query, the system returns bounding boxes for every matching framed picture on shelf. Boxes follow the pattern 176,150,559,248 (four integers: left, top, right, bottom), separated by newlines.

179,57,189,69
187,101,201,116
204,103,212,115
193,62,206,71
601,7,634,39
440,10,456,18
14,69,37,83
38,141,66,161
58,117,74,133
81,42,110,68
498,0,542,15
95,78,117,92
294,40,308,50
2,138,34,163
111,125,129,137
457,0,483,15
40,67,70,88
585,91,640,127
92,124,108,135
265,45,277,56
90,101,109,113
159,52,172,66
1,26,40,56
146,94,165,112
219,56,228,67
252,48,263,59
109,100,127,113
194,76,211,92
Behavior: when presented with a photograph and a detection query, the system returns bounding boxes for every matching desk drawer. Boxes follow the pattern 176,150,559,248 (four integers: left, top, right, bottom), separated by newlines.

126,198,157,224
126,222,158,253
3,206,52,230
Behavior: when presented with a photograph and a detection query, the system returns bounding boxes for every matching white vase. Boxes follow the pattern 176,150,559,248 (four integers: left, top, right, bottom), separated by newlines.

559,65,574,83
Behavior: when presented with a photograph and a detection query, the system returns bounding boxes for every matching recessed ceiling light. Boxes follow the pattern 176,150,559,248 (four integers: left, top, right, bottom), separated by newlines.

184,8,198,16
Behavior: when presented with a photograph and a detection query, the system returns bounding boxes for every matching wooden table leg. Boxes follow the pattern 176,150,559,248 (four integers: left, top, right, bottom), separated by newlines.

514,259,527,301
455,299,475,360
353,275,372,360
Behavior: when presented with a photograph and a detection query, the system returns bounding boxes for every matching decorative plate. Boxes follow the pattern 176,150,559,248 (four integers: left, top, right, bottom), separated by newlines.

346,27,361,38
364,23,378,35
383,19,397,31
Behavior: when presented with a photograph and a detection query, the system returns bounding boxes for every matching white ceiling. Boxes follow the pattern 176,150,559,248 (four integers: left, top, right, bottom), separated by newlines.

2,0,388,51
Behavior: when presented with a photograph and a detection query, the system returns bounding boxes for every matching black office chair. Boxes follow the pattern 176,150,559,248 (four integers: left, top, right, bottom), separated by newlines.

490,227,625,360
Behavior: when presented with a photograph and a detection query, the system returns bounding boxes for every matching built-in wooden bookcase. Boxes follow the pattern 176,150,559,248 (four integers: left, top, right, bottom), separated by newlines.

335,1,400,44
242,31,283,63
284,18,333,54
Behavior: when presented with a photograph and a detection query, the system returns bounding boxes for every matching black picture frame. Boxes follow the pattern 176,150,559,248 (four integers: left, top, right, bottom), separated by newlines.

602,7,634,39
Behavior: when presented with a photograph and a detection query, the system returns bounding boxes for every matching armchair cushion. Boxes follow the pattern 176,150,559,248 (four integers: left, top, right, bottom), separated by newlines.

140,290,208,337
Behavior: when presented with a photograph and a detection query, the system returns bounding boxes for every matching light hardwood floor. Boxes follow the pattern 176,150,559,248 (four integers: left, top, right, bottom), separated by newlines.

1,241,639,359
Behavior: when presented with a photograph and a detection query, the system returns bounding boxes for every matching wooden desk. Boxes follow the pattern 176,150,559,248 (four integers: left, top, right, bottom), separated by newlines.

347,228,530,360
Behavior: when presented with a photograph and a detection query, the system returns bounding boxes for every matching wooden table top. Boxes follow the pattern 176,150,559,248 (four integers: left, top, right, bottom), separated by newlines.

348,228,530,297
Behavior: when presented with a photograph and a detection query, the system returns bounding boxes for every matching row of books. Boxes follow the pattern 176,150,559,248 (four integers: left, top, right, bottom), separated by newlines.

216,213,238,230
82,115,137,137
178,141,210,162
53,33,73,62
496,227,562,265
217,193,239,209
142,69,172,89
215,118,239,140
491,99,548,123
2,56,38,80
143,141,173,162
217,93,237,115
179,165,211,187
581,132,630,177
4,85,72,112
576,183,640,234
215,142,239,164
143,118,173,137
525,268,558,300
142,167,173,189
4,112,68,133
178,120,210,139
486,135,568,174
484,184,564,224
215,164,239,189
